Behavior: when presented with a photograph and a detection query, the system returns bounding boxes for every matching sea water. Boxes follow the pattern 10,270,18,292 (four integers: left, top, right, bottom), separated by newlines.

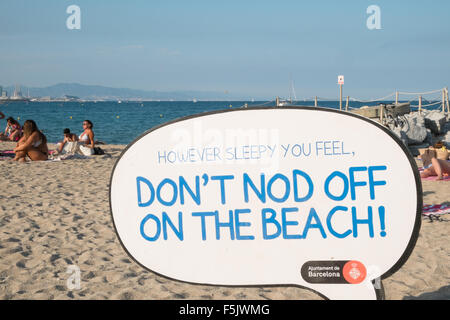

0,100,428,145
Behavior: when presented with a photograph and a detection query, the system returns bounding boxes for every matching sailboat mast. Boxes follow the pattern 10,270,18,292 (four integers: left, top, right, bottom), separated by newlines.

289,75,297,103
289,75,292,104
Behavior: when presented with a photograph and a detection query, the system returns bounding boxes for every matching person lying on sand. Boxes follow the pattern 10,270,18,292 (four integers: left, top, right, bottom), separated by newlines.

57,128,78,153
0,117,22,142
420,157,450,181
13,120,48,162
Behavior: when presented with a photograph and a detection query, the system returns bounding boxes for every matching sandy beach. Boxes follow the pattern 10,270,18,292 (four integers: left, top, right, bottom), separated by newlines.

0,140,448,300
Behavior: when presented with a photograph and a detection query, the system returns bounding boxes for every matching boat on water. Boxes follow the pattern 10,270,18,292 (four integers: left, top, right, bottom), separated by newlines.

276,76,298,107
276,98,289,107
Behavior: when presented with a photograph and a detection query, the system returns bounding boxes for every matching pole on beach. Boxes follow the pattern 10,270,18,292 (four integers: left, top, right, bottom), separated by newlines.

395,91,399,105
337,75,344,111
314,96,318,107
443,89,446,113
345,96,349,111
445,88,450,113
419,95,422,115
379,104,384,125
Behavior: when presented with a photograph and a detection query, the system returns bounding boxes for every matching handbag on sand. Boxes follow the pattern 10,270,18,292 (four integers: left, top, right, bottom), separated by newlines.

93,146,105,155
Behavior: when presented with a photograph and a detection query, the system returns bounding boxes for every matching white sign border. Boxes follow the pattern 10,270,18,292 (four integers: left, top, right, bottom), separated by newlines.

108,106,423,300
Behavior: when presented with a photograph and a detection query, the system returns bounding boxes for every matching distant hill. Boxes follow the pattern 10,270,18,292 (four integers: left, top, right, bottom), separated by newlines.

1,83,248,101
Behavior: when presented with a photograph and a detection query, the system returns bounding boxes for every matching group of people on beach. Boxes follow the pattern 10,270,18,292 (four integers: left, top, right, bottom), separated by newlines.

0,111,96,162
0,109,448,179
57,120,96,156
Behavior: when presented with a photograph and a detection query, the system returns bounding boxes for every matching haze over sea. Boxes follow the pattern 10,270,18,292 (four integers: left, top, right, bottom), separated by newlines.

0,100,436,145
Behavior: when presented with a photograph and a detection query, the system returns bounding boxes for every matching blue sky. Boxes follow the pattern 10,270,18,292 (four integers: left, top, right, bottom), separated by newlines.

0,0,449,99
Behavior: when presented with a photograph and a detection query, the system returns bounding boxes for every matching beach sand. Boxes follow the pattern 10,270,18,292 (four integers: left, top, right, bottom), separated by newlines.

0,141,448,300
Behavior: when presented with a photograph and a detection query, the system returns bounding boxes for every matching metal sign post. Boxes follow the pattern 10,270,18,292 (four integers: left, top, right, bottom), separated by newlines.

338,76,344,111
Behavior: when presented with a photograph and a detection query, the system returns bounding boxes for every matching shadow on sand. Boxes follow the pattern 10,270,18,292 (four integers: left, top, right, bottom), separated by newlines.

404,285,450,300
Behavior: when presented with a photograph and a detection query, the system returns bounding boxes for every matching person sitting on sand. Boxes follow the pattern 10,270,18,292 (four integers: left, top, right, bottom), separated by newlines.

0,117,22,142
57,128,78,153
420,157,450,180
13,120,48,162
78,120,95,156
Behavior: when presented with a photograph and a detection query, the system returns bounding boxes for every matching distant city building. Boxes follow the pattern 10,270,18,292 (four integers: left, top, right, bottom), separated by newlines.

0,85,29,102
63,95,81,101
13,84,22,98
0,86,7,99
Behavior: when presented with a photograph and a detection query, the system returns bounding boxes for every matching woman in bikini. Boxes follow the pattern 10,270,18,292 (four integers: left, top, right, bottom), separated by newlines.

13,120,48,162
420,157,450,180
78,120,95,156
0,117,22,142
419,144,450,180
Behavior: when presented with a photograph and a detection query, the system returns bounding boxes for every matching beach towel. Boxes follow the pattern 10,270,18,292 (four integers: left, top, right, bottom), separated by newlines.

421,175,450,181
422,204,450,221
0,150,15,160
1,150,60,162
51,141,91,161
50,153,89,161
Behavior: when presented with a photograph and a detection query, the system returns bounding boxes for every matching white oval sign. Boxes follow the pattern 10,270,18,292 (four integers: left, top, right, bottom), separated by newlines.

109,108,422,300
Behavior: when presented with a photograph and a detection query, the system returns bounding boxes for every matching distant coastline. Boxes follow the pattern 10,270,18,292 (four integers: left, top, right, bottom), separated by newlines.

0,83,255,102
